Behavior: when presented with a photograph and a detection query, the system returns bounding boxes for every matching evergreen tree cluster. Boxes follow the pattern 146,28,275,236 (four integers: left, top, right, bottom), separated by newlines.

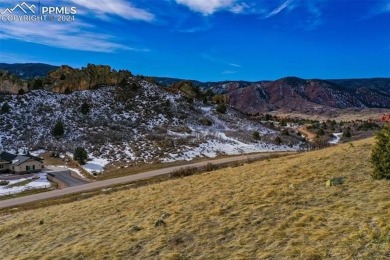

371,124,390,180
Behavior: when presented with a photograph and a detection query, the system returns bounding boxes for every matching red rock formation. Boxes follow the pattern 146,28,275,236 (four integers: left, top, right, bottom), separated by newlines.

227,77,366,114
380,114,390,122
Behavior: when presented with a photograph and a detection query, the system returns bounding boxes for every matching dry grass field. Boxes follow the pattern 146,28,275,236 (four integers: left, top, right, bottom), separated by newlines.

272,108,390,122
0,138,389,259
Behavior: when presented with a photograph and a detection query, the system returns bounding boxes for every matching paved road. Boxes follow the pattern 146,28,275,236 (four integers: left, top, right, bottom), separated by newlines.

47,170,89,187
0,152,293,209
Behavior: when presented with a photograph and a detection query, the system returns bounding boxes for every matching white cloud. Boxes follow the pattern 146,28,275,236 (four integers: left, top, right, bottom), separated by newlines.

230,2,250,14
305,2,324,30
175,0,236,15
265,0,294,18
0,0,152,52
229,63,242,67
384,2,390,12
67,0,155,21
0,21,144,53
366,1,390,17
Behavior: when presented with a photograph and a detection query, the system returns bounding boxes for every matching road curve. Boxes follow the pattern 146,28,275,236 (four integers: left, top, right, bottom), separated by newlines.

0,152,293,209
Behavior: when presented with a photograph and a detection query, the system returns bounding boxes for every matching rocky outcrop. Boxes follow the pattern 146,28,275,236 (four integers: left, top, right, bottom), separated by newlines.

381,114,390,122
0,64,132,94
45,64,132,93
0,70,28,94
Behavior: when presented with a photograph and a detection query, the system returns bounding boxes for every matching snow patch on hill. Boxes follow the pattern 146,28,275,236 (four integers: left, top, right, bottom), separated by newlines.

0,79,302,173
0,173,51,196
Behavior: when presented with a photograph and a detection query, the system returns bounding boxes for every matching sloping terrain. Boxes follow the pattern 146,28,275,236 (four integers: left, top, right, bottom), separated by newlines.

227,77,390,114
0,138,389,259
1,63,390,114
0,77,298,165
156,77,390,113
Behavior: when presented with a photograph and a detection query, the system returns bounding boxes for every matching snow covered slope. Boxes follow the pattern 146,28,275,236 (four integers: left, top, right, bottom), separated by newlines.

0,77,301,168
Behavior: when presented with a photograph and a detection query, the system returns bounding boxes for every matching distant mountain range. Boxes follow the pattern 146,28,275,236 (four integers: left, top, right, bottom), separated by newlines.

155,76,390,113
0,63,58,79
1,63,390,114
225,77,390,114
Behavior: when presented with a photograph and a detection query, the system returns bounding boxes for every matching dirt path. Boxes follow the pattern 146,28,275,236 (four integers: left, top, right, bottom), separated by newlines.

0,152,294,209
298,126,316,141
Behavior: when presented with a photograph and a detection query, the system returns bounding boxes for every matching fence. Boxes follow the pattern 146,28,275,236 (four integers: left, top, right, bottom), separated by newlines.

0,184,51,196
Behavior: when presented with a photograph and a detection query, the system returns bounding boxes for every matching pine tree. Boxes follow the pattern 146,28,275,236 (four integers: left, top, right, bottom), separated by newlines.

80,102,90,115
274,136,282,145
316,128,325,137
1,102,10,114
216,104,227,114
343,128,352,138
252,131,260,140
74,147,88,165
52,120,64,137
18,89,25,95
371,125,390,180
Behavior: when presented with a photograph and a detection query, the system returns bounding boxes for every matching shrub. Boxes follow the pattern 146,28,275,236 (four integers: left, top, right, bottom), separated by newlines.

316,128,325,137
371,125,390,180
216,104,227,114
118,78,128,88
264,114,273,121
52,120,64,137
1,102,11,114
80,102,90,115
32,79,43,89
212,94,228,104
199,118,212,126
343,128,351,138
74,147,88,165
274,136,282,145
252,131,260,140
0,180,10,186
281,129,290,136
64,87,72,94
18,89,25,95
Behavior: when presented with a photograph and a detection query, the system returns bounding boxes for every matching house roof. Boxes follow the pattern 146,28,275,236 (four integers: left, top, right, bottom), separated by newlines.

0,151,43,165
12,155,31,166
0,151,18,162
26,153,44,162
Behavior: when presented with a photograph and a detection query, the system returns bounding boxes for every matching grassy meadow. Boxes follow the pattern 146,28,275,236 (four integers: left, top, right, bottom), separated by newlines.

0,138,389,259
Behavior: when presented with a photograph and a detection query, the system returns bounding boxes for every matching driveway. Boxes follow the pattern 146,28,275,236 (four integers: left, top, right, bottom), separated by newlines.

45,167,89,187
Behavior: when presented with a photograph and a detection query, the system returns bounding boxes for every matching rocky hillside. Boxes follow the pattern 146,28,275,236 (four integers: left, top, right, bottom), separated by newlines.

226,77,390,115
44,64,132,93
156,77,390,113
0,76,300,167
1,63,389,113
0,70,28,94
0,64,132,94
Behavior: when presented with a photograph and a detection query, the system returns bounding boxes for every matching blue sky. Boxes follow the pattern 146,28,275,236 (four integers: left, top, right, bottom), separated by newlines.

0,0,389,81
